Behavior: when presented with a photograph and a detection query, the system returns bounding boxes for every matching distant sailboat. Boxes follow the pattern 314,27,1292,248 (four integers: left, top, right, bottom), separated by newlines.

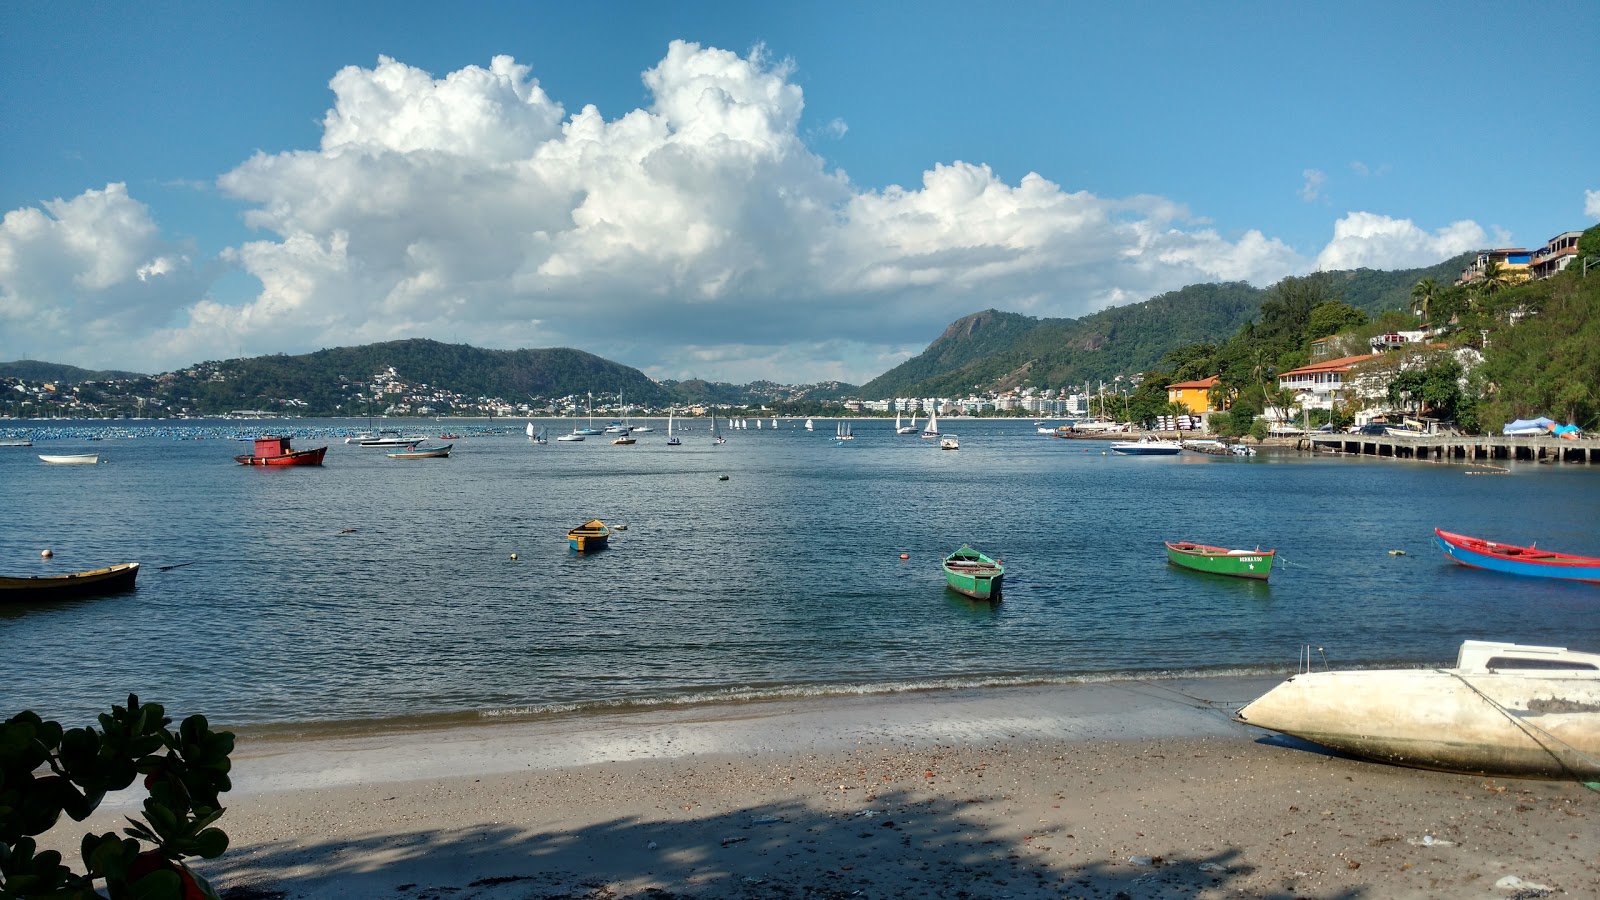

667,408,681,446
712,410,726,445
898,410,918,435
527,421,547,444
805,418,814,431
920,407,940,438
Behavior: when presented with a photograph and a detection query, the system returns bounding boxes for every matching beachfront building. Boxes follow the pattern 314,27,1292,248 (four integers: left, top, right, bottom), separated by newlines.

1165,376,1224,415
1277,354,1381,413
1454,248,1532,287
1530,231,1584,280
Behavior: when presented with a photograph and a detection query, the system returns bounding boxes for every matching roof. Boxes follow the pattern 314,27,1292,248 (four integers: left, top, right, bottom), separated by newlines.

1166,375,1219,390
1278,354,1381,377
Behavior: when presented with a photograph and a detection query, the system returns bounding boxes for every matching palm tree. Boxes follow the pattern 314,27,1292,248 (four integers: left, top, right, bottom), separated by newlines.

1475,259,1510,299
1410,278,1437,325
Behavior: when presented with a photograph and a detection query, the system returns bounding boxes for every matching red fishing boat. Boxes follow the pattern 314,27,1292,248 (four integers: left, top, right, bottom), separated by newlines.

1434,528,1600,582
234,435,327,467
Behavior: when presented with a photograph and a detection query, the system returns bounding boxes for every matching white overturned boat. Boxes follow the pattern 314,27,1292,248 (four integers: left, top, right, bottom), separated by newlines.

1236,641,1600,780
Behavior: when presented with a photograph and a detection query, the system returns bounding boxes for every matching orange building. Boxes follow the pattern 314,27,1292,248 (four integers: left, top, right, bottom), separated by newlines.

1166,375,1224,414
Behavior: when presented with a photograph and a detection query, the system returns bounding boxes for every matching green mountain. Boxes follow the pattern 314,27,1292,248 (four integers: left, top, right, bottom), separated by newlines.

861,253,1474,398
174,339,676,411
0,360,147,382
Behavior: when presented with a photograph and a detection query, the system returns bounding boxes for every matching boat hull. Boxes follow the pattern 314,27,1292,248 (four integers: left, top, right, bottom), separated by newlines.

235,447,327,466
1165,542,1274,580
387,443,451,458
1,562,140,601
1110,440,1182,455
1434,528,1600,582
39,454,99,465
1236,667,1600,779
943,547,1004,601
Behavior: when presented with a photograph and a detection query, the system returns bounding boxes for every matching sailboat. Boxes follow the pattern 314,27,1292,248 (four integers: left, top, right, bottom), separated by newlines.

526,422,548,444
920,406,940,438
771,416,778,429
804,418,814,431
576,394,603,435
558,411,585,441
611,393,637,444
835,421,853,441
712,409,726,445
897,409,918,435
666,408,681,446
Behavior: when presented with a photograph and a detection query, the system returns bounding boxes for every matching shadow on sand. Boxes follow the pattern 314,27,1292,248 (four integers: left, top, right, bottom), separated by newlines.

209,785,1364,900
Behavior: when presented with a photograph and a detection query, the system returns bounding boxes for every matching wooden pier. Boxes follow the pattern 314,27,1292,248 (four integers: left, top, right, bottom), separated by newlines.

1309,433,1600,464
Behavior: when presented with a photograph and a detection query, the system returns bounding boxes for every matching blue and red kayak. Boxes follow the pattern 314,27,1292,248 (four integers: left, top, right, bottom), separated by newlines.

1434,528,1600,582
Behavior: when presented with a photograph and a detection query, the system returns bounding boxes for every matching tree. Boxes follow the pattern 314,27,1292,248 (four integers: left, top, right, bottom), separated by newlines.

1306,301,1368,340
1,696,234,899
1386,353,1466,421
1409,278,1437,324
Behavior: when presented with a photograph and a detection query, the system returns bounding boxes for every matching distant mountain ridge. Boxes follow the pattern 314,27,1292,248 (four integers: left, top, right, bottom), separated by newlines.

4,254,1472,410
861,253,1471,398
0,360,146,382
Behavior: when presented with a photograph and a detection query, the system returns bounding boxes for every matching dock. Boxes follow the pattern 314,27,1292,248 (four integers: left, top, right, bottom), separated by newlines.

1309,433,1600,464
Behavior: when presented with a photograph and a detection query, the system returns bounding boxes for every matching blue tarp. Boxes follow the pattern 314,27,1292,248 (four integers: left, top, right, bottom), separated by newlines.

1503,417,1555,435
1552,423,1581,437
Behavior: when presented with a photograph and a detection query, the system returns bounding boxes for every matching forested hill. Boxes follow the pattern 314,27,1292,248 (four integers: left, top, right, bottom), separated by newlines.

0,360,146,382
860,253,1473,398
181,340,676,409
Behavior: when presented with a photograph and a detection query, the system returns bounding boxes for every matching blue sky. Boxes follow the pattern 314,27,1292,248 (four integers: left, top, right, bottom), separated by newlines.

2,1,1596,382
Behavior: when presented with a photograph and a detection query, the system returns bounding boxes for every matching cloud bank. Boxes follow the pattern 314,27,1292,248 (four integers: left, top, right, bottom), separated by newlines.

1,43,1488,384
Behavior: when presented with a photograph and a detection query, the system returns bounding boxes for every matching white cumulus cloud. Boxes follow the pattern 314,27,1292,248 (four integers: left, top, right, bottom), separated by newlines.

0,183,204,366
18,43,1470,384
1586,189,1600,220
1313,212,1487,271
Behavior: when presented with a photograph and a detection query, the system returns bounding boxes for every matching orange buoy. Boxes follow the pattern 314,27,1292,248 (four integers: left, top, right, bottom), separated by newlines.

899,553,909,560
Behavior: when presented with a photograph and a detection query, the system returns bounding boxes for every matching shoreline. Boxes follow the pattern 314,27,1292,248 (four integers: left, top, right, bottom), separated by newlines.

38,678,1599,899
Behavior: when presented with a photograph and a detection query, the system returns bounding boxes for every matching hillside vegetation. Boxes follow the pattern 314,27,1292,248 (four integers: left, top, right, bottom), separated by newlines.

863,254,1470,398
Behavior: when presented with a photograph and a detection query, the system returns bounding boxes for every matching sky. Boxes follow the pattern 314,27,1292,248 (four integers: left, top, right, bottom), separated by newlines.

2,2,1596,384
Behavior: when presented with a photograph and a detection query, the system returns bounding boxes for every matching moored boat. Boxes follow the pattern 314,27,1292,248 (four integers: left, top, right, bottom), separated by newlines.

567,519,610,552
358,433,423,448
1,562,140,601
1164,541,1275,580
39,453,100,465
1110,438,1183,455
1235,640,1600,780
387,443,452,459
234,436,327,466
942,545,1003,600
1434,528,1600,582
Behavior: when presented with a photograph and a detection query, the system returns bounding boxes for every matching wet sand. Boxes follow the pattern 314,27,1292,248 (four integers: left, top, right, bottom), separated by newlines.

39,678,1600,899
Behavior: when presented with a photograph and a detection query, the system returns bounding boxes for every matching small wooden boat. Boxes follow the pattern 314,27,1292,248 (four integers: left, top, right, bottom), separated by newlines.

386,443,452,459
235,436,327,466
1236,640,1600,780
943,545,1003,600
1165,541,1275,580
568,519,610,552
39,453,100,465
1,562,140,601
1434,528,1600,582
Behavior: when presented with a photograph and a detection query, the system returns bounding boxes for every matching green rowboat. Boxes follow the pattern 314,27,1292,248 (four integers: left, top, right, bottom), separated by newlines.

1165,541,1275,580
943,546,1004,600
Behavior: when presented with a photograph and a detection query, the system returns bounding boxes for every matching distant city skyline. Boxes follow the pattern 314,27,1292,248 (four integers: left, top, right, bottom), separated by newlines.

3,1,1596,381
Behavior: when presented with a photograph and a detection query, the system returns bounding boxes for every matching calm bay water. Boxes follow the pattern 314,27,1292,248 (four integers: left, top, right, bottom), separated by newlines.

3,418,1599,729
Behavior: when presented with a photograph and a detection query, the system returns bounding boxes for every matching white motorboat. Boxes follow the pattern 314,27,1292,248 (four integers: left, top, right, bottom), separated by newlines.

1109,438,1183,455
940,435,960,450
1235,640,1600,780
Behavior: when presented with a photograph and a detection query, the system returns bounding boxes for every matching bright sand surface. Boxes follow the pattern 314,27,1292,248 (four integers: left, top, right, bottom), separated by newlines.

38,678,1600,899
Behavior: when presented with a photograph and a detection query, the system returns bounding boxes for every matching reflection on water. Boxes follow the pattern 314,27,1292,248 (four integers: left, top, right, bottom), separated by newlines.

2,418,1598,726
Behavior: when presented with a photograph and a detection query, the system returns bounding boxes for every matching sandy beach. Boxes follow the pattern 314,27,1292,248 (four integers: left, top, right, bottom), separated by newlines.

37,678,1599,899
